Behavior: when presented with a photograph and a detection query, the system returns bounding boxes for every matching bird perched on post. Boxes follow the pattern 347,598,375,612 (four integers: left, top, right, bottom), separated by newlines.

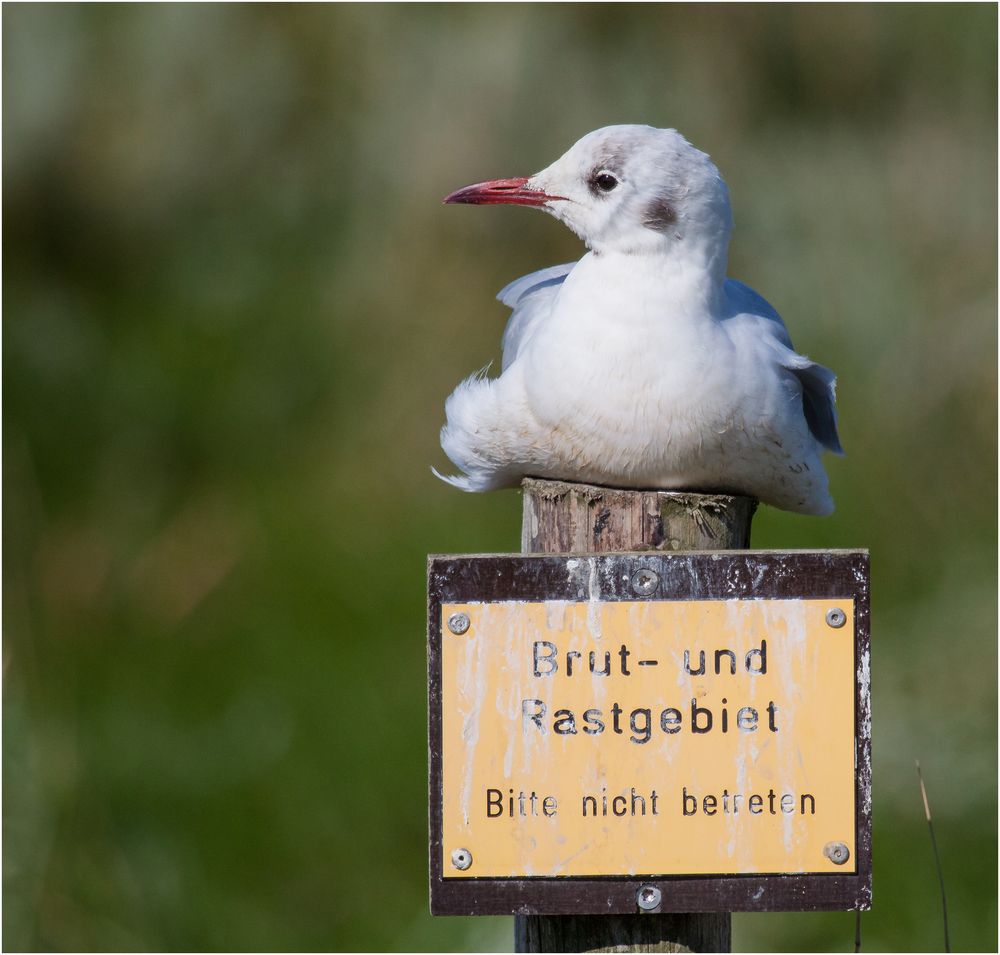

435,125,842,515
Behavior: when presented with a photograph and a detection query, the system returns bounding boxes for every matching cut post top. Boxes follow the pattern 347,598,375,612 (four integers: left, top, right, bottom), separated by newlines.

520,477,757,554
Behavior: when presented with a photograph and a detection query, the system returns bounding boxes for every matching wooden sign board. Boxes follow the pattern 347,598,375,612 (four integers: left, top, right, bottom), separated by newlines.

428,550,870,915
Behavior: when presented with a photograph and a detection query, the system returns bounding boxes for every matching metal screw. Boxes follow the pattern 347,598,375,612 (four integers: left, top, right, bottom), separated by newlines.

825,607,847,629
447,612,471,635
451,848,472,870
823,841,850,865
631,568,660,595
636,884,662,911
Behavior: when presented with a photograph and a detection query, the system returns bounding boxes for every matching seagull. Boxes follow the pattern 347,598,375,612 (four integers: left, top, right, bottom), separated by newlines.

435,125,842,515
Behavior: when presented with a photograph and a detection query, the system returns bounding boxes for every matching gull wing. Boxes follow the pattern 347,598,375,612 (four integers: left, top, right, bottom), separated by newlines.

725,278,844,455
780,354,844,454
497,262,577,370
725,278,794,348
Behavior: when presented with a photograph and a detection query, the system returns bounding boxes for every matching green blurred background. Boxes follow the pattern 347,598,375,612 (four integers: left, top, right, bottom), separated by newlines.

4,3,996,952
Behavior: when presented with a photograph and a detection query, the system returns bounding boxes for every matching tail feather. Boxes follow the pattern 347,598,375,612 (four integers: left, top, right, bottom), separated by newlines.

435,369,533,492
430,466,484,492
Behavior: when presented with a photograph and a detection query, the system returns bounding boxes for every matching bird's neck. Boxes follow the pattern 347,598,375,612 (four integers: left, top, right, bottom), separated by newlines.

582,243,729,315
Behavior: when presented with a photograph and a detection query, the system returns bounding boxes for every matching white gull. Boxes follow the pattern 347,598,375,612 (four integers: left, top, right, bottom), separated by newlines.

435,125,842,515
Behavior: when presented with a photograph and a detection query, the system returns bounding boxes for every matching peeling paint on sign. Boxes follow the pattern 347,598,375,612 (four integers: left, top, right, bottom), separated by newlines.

441,598,854,879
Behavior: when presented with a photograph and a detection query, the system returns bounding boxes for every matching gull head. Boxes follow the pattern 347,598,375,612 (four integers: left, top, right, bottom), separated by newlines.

444,124,733,260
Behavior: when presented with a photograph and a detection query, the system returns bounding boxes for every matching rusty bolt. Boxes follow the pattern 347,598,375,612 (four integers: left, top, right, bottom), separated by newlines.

447,612,471,635
823,841,851,865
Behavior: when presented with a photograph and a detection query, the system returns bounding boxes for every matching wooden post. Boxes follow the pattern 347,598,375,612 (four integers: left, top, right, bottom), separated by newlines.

515,477,757,954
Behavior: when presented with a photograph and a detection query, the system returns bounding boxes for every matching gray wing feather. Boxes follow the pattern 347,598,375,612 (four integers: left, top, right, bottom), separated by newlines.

497,263,577,307
497,262,576,370
724,278,794,348
725,278,843,455
785,360,844,454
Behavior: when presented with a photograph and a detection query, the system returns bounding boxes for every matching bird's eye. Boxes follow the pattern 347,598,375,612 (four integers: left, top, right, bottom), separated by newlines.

593,172,619,193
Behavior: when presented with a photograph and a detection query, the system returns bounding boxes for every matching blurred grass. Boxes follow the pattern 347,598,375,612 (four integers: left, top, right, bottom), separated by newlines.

3,4,996,952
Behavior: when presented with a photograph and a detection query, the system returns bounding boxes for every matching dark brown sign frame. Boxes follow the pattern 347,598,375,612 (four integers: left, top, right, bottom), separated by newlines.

427,549,871,916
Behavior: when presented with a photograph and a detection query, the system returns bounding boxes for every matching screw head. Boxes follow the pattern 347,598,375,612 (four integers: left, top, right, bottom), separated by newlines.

823,841,851,865
451,848,472,870
447,612,471,635
636,884,662,911
631,568,660,595
825,607,847,629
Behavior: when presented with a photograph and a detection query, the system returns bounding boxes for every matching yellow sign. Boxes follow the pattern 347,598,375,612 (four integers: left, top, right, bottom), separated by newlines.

441,598,855,878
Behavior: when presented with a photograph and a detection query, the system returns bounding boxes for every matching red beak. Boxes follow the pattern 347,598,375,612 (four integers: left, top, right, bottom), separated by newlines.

443,176,564,206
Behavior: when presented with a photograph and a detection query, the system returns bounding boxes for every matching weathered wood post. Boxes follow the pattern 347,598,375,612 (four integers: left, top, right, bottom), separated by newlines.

515,478,753,954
